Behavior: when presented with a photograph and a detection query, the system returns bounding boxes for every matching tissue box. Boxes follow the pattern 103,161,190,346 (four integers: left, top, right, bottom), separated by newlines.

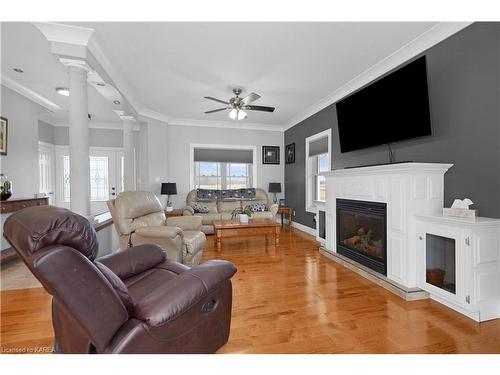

443,207,478,218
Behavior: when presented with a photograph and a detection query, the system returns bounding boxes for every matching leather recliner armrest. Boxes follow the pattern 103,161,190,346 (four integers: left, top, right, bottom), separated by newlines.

134,260,237,326
135,225,183,239
166,216,202,231
97,244,166,279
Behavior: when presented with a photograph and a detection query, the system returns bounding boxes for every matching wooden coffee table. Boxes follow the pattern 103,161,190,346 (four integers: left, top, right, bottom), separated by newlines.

213,219,281,251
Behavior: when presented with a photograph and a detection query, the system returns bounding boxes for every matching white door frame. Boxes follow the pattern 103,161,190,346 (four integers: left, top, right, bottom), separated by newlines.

54,146,125,215
38,141,56,204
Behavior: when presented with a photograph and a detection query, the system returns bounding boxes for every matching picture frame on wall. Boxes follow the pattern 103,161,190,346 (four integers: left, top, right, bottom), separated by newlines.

285,143,295,164
262,146,280,165
279,198,287,207
0,117,8,155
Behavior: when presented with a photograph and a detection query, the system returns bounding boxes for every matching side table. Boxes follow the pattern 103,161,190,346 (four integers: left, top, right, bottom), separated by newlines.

277,206,294,229
164,208,184,218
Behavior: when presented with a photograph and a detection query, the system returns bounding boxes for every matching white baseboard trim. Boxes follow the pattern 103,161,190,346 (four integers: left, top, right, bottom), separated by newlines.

291,221,317,236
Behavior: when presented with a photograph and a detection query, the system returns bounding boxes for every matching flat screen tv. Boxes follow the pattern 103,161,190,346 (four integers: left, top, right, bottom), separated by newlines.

336,56,432,153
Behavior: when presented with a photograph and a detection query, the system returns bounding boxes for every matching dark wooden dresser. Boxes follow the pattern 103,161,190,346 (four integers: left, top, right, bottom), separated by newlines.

1,197,49,263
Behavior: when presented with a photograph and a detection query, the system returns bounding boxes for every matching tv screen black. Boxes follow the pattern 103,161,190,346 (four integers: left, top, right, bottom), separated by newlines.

336,56,432,153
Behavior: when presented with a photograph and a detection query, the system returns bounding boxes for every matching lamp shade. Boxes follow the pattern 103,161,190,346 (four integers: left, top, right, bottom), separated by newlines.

268,182,282,193
161,183,177,195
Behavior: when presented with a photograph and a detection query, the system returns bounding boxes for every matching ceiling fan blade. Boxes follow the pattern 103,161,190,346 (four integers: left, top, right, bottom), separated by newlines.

204,108,228,114
204,96,229,105
241,92,261,105
246,105,275,113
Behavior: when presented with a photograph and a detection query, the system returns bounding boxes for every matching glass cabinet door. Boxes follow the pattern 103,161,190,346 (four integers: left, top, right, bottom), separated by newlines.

425,233,456,294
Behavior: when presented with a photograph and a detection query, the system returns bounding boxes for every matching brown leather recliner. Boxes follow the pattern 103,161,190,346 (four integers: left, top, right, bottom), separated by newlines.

3,205,237,354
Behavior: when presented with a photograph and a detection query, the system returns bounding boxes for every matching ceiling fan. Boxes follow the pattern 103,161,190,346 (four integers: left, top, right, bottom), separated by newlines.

204,88,275,120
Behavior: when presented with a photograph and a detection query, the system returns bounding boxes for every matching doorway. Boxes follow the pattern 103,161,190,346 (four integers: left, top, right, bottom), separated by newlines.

54,146,125,216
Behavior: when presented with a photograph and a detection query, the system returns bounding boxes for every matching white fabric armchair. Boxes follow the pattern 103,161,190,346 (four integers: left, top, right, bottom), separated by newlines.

107,191,206,266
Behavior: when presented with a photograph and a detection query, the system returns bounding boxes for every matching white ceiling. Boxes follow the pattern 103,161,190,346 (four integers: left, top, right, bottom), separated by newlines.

2,22,466,130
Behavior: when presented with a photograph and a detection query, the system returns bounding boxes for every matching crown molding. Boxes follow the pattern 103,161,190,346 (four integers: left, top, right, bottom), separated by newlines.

168,117,284,132
139,107,282,131
283,22,472,131
50,120,140,131
32,22,94,63
138,108,172,123
1,76,62,112
32,22,93,46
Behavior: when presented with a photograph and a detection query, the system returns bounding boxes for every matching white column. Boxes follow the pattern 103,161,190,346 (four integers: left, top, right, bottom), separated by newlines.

122,119,135,191
68,64,90,216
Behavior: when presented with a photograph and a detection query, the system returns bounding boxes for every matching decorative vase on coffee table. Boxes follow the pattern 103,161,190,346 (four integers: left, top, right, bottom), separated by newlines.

239,214,249,224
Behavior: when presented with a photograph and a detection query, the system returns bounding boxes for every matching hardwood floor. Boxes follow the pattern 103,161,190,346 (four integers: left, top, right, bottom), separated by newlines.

1,228,500,354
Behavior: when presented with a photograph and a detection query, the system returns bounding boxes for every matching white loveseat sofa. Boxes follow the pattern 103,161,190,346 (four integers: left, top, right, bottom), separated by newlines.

183,188,278,234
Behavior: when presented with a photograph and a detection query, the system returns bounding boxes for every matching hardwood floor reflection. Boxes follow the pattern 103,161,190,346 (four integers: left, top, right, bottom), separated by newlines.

1,228,500,353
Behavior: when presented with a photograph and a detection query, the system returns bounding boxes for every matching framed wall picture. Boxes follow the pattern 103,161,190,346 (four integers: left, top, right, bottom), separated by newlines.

262,146,280,164
285,143,295,164
0,117,8,155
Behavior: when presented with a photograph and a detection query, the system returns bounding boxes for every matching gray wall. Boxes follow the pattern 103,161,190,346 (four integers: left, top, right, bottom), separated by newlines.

285,22,500,228
1,87,43,198
1,87,45,250
38,122,131,148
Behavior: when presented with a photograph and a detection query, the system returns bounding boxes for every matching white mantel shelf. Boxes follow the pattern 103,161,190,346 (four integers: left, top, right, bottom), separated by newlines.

321,162,454,177
416,214,500,227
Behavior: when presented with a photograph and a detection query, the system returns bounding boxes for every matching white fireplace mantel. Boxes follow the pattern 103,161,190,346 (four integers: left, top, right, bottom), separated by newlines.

321,162,453,288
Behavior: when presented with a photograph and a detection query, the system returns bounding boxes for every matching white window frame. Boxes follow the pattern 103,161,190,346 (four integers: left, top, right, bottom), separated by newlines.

305,129,331,214
189,144,257,190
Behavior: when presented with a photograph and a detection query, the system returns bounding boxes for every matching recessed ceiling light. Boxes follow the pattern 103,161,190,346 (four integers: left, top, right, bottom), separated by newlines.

12,68,24,73
96,83,106,87
55,87,70,96
113,100,121,105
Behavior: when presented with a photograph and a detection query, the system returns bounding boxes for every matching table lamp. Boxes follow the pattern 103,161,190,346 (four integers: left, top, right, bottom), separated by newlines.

268,182,281,204
161,182,177,211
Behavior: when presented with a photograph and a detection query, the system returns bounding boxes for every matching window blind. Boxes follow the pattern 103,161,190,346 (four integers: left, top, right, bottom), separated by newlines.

194,148,253,163
308,137,329,157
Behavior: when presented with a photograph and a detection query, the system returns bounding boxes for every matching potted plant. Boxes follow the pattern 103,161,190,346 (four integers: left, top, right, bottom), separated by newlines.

231,206,253,223
0,174,12,201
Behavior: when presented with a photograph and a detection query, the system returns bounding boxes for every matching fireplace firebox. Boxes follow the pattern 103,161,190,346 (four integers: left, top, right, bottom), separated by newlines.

336,199,387,275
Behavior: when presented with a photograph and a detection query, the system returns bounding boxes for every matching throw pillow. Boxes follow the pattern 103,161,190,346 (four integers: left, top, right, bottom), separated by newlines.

191,203,210,213
247,202,267,212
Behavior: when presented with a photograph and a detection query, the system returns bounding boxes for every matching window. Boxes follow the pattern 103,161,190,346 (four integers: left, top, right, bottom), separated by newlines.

194,161,252,189
195,162,222,189
191,146,256,190
226,163,252,189
315,153,329,202
89,156,110,201
305,129,331,212
63,155,71,202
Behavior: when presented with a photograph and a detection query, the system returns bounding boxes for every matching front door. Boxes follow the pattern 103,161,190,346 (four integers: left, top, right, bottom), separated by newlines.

55,147,125,216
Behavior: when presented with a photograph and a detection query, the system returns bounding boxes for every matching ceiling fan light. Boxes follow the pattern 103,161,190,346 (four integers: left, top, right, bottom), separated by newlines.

237,109,247,120
229,108,238,120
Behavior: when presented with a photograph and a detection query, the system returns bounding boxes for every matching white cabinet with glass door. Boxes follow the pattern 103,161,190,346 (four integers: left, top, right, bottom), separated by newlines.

54,146,125,216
